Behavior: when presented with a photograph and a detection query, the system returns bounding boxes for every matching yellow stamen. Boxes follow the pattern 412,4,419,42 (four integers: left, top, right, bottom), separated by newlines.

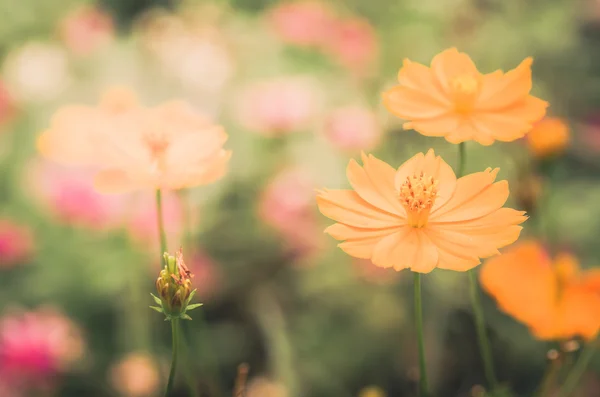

450,74,480,113
398,172,439,228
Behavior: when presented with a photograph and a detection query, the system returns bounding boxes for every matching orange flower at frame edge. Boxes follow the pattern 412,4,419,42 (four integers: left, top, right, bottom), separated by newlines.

383,48,548,145
316,149,527,273
480,241,600,341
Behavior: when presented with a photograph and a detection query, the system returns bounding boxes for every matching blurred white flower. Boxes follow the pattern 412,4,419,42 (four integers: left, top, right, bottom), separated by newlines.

109,352,160,397
246,377,288,397
3,42,71,103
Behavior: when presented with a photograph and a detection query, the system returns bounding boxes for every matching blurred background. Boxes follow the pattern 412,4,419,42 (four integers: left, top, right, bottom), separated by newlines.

0,0,599,396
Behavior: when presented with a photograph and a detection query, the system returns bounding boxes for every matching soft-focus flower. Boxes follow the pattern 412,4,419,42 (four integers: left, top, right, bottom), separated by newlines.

526,117,569,158
246,377,288,397
268,1,335,47
358,386,387,397
325,18,378,75
109,352,160,397
316,149,527,273
235,77,319,136
186,251,221,299
0,80,16,126
260,168,323,259
26,160,126,230
481,241,600,340
38,86,140,166
2,42,71,103
0,307,84,393
382,48,548,145
323,106,382,151
59,5,114,56
353,259,399,285
0,220,33,268
39,89,231,193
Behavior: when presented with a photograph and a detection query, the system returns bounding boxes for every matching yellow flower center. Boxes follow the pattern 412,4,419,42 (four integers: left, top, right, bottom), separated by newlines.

450,74,480,113
398,172,439,228
553,253,579,302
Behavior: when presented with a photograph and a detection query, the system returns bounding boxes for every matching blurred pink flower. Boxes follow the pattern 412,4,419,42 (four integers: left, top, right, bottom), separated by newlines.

325,18,378,75
268,1,336,47
0,307,84,394
109,352,160,397
59,5,114,56
259,168,323,260
353,259,399,285
581,113,600,152
187,250,221,299
323,106,382,151
126,191,183,248
27,160,126,230
0,81,16,127
0,220,33,268
235,77,319,136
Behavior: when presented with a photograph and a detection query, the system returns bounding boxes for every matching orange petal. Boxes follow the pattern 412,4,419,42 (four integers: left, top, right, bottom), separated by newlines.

425,229,481,271
556,287,600,340
93,168,137,194
430,48,479,94
325,223,403,241
480,241,557,329
403,114,461,137
445,120,495,146
346,154,405,216
394,149,457,211
165,126,228,168
338,238,382,259
371,228,438,273
316,190,402,228
430,168,507,222
469,96,548,142
382,86,449,120
397,59,450,105
477,58,533,110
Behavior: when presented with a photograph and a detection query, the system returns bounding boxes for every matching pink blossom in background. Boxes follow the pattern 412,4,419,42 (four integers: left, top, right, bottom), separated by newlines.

187,250,221,299
0,307,84,394
323,106,382,151
27,160,126,230
126,191,183,248
109,352,160,397
268,1,336,47
0,81,15,126
259,168,323,261
235,77,319,136
324,18,378,75
581,113,600,152
59,5,114,56
0,220,33,268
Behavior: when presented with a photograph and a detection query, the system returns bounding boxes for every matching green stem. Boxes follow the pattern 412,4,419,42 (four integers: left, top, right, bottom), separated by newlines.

414,273,429,397
458,143,498,390
557,344,597,397
156,189,168,259
165,319,180,397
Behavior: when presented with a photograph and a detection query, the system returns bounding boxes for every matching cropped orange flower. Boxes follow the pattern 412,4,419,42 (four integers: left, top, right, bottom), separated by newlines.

526,117,569,158
481,241,600,340
316,149,527,273
383,48,548,145
38,89,231,193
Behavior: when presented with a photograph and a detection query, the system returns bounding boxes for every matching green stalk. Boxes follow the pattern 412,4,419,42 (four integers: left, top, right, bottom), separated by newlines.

414,273,429,397
165,319,180,397
156,189,168,261
458,142,499,390
557,343,597,397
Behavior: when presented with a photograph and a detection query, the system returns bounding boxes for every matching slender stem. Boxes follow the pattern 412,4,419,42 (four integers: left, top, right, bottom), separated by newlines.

156,189,168,259
414,273,429,397
458,143,498,390
557,344,597,397
536,350,562,397
165,319,180,397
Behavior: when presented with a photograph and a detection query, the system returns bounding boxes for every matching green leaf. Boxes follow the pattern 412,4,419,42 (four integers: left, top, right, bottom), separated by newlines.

185,289,197,305
150,293,163,306
181,314,192,320
186,303,203,311
149,306,163,313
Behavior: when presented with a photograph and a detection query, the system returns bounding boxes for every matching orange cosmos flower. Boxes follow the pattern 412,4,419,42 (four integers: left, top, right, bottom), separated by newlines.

38,89,231,193
480,241,600,341
316,149,527,273
382,48,548,145
526,117,569,158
